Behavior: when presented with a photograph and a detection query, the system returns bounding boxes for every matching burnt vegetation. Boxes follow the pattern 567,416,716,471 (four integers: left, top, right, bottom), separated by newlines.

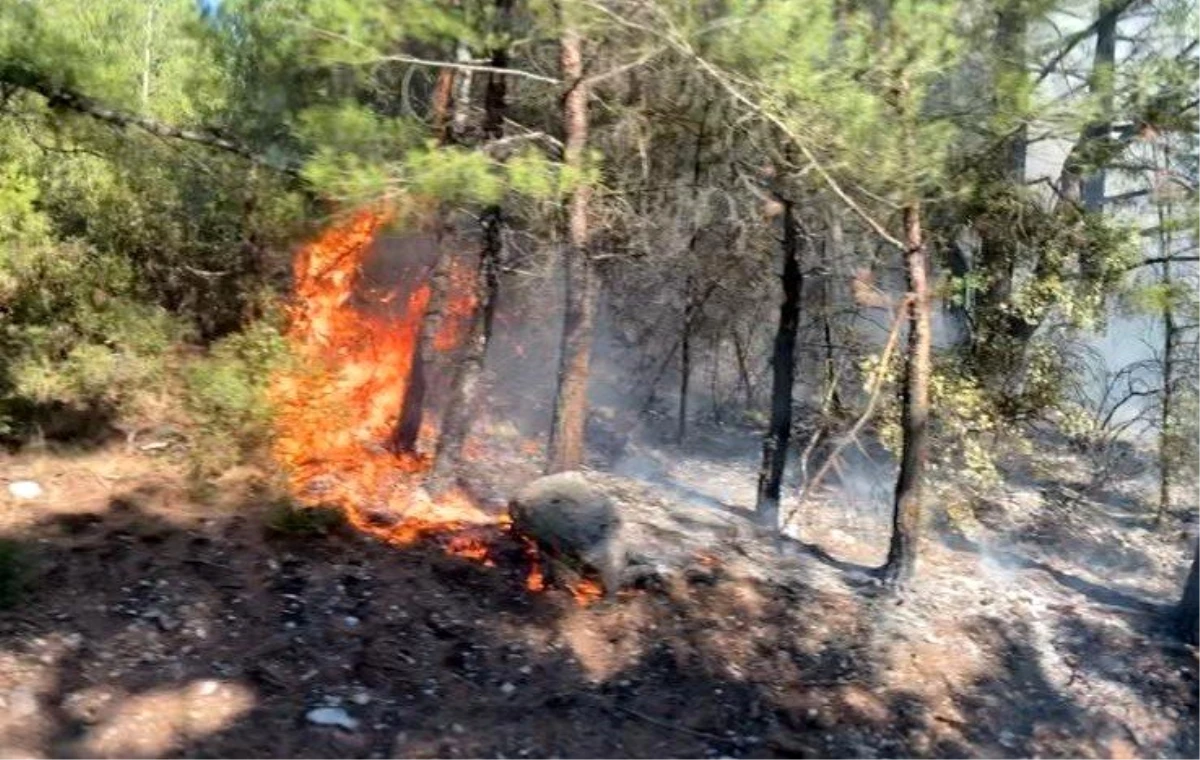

0,0,1197,758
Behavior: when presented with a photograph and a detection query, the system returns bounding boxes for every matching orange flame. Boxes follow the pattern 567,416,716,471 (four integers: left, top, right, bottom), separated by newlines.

269,209,488,545
270,210,592,605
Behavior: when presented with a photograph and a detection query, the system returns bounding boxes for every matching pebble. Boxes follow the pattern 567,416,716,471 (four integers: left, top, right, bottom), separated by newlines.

7,481,43,499
306,707,359,730
196,680,220,697
350,691,371,706
500,682,517,695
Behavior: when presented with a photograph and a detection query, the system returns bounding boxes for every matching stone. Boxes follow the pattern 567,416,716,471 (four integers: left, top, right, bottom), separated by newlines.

306,707,359,730
7,481,43,500
509,472,627,596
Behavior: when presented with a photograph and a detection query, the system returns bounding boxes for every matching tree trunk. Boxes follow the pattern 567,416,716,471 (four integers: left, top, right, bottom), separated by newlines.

1176,548,1198,645
546,17,595,474
1156,256,1176,521
678,314,690,443
389,240,452,454
754,201,802,531
1081,1,1116,212
430,0,511,486
733,327,754,408
676,106,709,444
1156,154,1175,522
388,65,459,455
882,201,931,587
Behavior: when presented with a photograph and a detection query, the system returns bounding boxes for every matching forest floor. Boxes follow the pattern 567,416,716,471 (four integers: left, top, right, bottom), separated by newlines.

0,423,1195,759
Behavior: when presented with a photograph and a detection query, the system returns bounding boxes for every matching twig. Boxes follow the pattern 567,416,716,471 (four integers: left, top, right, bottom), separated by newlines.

784,296,911,527
604,703,729,743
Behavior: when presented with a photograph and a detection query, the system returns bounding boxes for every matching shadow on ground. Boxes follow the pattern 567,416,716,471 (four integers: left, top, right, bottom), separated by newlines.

0,476,1194,758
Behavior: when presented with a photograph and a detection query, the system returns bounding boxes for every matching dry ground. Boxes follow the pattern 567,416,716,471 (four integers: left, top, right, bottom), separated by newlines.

0,430,1195,759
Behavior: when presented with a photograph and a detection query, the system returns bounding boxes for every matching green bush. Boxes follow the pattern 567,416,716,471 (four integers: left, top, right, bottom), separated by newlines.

182,318,290,476
0,237,186,438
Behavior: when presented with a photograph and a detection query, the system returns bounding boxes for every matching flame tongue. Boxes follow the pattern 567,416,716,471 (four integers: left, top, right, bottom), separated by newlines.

269,210,599,605
270,209,488,540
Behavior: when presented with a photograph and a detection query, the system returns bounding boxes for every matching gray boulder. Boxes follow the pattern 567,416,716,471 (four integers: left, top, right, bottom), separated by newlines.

509,472,627,597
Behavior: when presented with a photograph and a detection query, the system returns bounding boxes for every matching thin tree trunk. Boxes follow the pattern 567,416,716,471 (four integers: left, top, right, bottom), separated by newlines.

431,0,512,486
141,1,156,110
1156,151,1175,523
733,327,754,408
677,105,709,444
546,16,595,474
882,199,931,587
678,314,691,443
754,201,802,531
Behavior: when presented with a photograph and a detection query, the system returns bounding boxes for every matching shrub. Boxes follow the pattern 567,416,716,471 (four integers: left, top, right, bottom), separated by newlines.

0,238,186,439
182,318,290,477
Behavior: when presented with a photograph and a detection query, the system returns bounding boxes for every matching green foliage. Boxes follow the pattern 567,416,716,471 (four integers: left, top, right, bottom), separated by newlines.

0,228,184,436
182,320,290,476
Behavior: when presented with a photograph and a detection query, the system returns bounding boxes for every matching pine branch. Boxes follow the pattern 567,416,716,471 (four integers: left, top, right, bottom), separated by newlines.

0,63,302,178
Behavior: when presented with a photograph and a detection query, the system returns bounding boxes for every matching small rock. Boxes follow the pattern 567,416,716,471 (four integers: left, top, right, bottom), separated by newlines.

343,616,360,628
500,682,517,695
195,680,220,697
8,481,43,500
306,706,358,730
452,723,465,734
350,691,371,706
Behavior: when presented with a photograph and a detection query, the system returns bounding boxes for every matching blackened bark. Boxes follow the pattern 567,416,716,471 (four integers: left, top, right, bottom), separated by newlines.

677,106,709,444
547,19,595,474
678,316,691,444
754,202,802,531
389,239,452,454
882,201,931,587
1177,548,1198,644
431,0,512,485
389,60,460,455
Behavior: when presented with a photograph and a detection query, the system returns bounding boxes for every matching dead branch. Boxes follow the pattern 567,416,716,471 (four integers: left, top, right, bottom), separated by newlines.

784,295,911,527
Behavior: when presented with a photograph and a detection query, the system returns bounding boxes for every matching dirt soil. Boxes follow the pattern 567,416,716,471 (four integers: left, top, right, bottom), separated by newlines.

0,432,1195,759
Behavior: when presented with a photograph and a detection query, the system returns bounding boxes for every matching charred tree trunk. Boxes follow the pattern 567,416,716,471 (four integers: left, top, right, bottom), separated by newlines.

389,65,460,455
882,201,931,588
546,18,595,474
677,106,709,444
754,201,802,531
431,0,512,485
389,243,452,454
1176,548,1198,645
678,313,691,443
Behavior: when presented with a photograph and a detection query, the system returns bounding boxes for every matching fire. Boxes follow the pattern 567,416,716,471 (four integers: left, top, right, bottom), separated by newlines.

570,578,604,605
269,209,489,546
269,209,589,605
